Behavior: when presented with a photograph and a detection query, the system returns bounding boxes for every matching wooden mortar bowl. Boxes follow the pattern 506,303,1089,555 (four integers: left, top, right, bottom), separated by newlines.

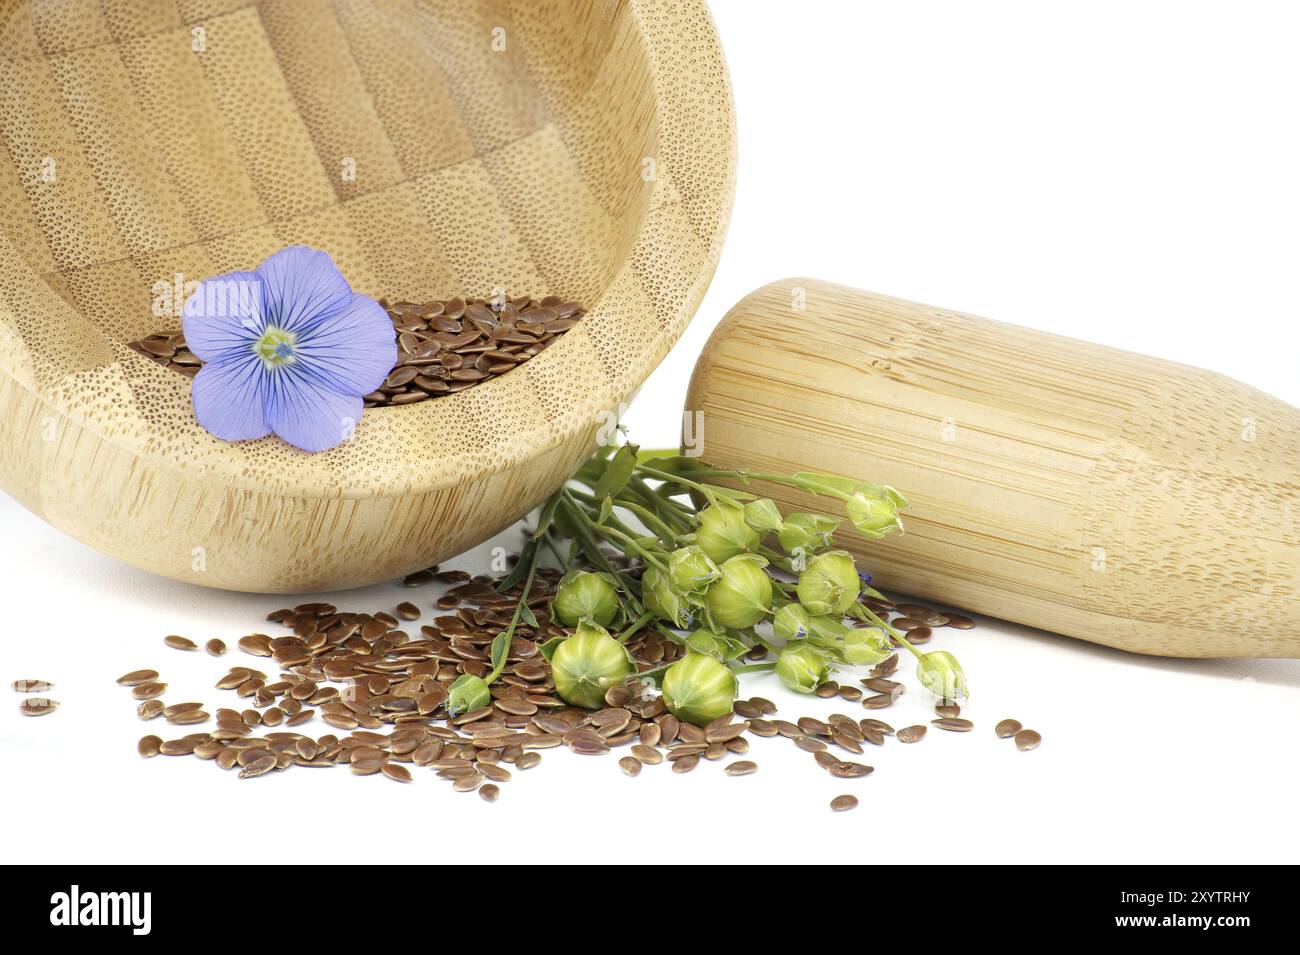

0,0,734,592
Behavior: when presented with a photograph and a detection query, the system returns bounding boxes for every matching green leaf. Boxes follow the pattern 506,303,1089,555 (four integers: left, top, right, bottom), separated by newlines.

539,634,566,661
635,452,706,472
495,537,537,592
519,603,540,628
794,471,857,496
594,443,639,501
719,634,751,662
704,485,756,502
686,630,721,657
597,495,614,525
531,491,561,540
489,630,511,672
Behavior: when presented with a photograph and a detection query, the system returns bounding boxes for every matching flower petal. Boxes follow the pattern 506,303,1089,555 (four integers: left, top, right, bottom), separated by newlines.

293,293,397,396
181,271,264,363
264,366,364,453
255,246,352,333
190,355,271,442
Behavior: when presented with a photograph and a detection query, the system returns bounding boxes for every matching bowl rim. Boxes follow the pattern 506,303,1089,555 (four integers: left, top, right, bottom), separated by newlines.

0,0,736,500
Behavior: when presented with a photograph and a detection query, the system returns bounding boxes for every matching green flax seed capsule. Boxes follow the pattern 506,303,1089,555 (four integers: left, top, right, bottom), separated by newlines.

840,626,892,665
552,569,621,628
795,550,861,616
694,500,760,564
742,498,784,534
705,554,772,629
667,545,721,594
642,564,696,628
551,620,636,710
777,512,840,557
775,640,832,694
915,650,969,701
446,674,491,716
660,653,738,726
845,485,907,539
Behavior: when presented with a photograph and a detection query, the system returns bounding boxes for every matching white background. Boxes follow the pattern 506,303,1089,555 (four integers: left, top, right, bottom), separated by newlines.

3,1,1298,865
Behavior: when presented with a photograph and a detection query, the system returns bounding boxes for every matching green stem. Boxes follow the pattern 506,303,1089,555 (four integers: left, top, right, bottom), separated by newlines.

654,623,686,645
850,602,925,660
627,479,696,534
570,498,669,572
617,610,655,643
541,530,570,571
565,487,647,541
557,494,636,592
643,464,856,504
731,662,777,674
612,494,682,545
632,464,721,505
646,479,699,520
486,533,544,683
760,545,799,575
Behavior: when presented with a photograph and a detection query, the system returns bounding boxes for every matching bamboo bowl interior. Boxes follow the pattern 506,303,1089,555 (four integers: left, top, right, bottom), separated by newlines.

0,0,734,590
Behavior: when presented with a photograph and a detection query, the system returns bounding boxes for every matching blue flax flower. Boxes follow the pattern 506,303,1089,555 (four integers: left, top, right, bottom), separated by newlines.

182,246,395,452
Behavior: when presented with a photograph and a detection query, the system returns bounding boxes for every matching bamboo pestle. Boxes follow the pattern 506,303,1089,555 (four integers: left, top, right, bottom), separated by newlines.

685,279,1300,658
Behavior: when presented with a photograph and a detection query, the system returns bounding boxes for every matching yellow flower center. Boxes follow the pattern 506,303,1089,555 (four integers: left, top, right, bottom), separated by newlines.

253,326,297,368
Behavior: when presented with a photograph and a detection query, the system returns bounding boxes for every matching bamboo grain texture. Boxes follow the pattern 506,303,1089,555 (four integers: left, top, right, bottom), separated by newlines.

686,279,1300,658
0,0,736,591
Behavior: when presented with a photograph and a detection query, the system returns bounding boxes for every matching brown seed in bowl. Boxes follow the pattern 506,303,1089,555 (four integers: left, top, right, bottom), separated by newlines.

138,735,162,758
724,760,757,776
830,794,859,812
164,635,197,651
132,682,167,700
479,783,501,802
20,697,58,716
134,294,586,407
205,639,226,656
